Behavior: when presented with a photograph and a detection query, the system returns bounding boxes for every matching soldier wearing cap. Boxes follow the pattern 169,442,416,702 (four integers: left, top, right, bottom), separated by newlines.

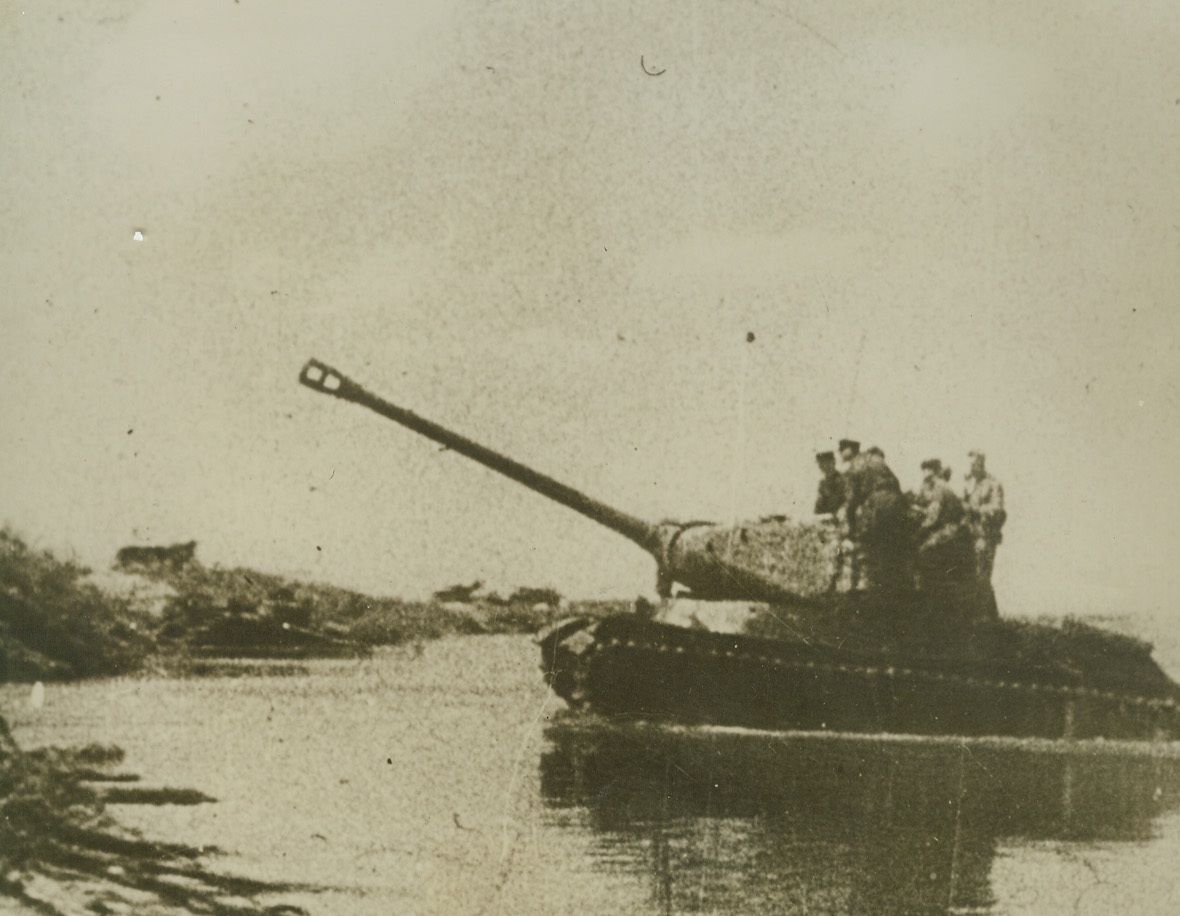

914,459,972,593
813,449,848,591
839,438,909,592
813,450,845,516
963,450,1005,618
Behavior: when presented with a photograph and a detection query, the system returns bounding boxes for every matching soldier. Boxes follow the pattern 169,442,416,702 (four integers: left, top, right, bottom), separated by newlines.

963,450,1005,618
913,459,973,593
839,439,909,592
813,450,845,516
814,449,848,591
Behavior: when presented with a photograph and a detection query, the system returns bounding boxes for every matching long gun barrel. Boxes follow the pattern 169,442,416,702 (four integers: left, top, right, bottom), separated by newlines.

299,360,662,552
298,358,818,607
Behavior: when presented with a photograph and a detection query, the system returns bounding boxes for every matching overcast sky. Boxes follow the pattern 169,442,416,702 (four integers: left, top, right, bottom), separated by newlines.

3,0,1178,626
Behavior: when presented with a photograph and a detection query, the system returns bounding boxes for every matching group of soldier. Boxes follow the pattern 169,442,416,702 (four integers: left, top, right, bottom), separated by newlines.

813,439,1006,615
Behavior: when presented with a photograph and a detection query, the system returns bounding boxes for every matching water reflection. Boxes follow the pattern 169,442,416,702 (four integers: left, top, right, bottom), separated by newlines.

541,720,1180,915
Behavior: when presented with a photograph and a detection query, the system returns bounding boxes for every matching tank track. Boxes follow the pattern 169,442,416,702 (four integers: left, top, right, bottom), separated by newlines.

541,616,1180,741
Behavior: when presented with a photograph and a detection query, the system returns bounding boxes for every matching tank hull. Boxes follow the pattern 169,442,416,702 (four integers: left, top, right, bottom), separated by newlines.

539,610,1180,741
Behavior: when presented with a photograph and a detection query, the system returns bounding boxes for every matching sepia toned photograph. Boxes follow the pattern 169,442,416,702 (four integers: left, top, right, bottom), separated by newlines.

3,2,1180,913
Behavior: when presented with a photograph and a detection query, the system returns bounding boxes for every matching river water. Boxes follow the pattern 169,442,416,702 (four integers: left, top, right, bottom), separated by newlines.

5,634,1180,915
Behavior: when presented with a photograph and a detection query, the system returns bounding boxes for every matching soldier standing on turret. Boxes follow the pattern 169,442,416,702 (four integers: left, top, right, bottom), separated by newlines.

913,459,973,595
962,451,1005,580
813,451,845,516
814,450,848,590
839,439,909,593
963,450,1005,618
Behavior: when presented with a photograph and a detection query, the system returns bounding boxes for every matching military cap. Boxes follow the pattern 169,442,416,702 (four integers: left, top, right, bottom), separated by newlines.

866,445,885,459
920,458,943,473
838,438,860,452
968,449,986,461
815,450,835,462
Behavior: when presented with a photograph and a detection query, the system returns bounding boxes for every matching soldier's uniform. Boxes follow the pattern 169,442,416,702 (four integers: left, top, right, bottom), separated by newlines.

813,450,847,590
914,461,973,592
814,463,846,516
963,468,1005,583
842,444,909,592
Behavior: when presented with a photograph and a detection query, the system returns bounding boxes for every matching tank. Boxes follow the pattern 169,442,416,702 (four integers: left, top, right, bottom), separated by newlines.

299,358,1180,741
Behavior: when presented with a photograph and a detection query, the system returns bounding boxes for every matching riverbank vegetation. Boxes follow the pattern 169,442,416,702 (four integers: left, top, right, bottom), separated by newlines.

0,528,629,682
0,529,152,681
